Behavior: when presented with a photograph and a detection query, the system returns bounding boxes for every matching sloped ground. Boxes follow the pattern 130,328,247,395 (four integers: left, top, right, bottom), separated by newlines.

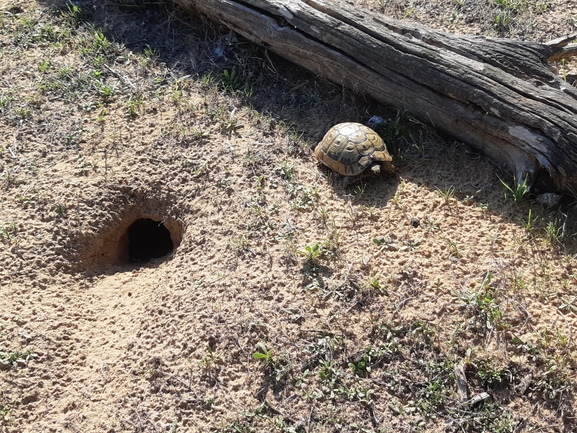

1,0,576,432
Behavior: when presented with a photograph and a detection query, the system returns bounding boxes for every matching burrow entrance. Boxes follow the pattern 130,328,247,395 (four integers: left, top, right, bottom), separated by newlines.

80,208,184,269
128,218,174,262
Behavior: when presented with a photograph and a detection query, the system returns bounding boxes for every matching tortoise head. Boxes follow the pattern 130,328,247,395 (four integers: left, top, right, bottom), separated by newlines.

368,164,381,175
369,161,396,177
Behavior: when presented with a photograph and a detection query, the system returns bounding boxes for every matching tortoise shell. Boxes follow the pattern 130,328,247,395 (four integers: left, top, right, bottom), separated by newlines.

314,122,392,176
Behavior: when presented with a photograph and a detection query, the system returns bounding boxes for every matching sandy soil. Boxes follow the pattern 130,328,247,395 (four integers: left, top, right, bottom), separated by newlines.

1,0,576,432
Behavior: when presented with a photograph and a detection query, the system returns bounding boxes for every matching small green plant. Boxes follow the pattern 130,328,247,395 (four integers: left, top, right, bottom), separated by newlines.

490,0,521,10
20,16,37,30
523,208,537,231
323,223,340,256
62,1,85,25
288,185,318,210
221,109,240,133
254,175,265,190
348,347,381,377
402,7,414,19
96,82,114,98
488,0,532,32
54,204,68,217
97,108,107,123
281,237,297,264
509,273,527,293
200,71,216,87
201,396,219,408
367,274,384,291
0,349,37,369
231,235,251,255
0,222,18,241
455,273,507,336
297,243,323,263
474,273,504,332
0,94,10,112
445,238,462,259
252,343,290,383
437,185,455,202
316,206,330,224
0,405,10,422
171,79,183,102
432,278,445,291
492,10,513,30
417,380,444,414
193,161,209,177
39,24,58,42
346,205,360,223
411,320,437,341
53,60,72,75
220,67,240,90
318,360,342,388
559,296,577,314
277,161,295,180
143,44,158,59
15,107,32,120
191,127,208,140
218,173,232,191
400,237,421,252
92,30,112,53
358,205,377,222
372,235,393,249
242,149,262,167
543,220,563,246
2,172,20,187
198,346,222,369
252,342,274,363
219,66,252,96
499,175,529,202
91,55,105,69
38,59,51,72
354,182,367,196
16,193,37,205
472,358,515,387
125,95,143,117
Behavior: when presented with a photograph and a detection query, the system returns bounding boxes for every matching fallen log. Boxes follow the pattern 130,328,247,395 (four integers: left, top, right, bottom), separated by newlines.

173,0,577,193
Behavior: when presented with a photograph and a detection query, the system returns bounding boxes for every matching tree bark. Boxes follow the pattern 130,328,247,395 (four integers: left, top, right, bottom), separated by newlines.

173,0,577,193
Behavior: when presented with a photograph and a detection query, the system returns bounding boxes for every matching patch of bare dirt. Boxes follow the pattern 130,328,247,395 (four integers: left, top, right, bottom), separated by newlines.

1,0,576,432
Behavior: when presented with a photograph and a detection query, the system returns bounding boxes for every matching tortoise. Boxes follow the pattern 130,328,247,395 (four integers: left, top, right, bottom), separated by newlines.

314,122,393,185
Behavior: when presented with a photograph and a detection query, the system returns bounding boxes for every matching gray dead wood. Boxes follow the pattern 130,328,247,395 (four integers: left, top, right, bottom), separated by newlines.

173,0,577,193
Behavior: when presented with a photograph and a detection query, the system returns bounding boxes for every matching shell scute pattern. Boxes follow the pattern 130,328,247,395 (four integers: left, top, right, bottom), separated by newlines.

315,122,392,177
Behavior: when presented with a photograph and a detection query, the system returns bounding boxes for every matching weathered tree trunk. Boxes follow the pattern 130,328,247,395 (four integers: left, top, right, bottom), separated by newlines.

174,0,577,193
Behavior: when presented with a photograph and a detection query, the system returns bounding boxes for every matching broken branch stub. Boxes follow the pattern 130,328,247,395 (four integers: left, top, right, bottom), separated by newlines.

174,0,577,193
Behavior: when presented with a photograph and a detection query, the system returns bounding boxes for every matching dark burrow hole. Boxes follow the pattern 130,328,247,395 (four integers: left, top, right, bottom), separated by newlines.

128,218,174,262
